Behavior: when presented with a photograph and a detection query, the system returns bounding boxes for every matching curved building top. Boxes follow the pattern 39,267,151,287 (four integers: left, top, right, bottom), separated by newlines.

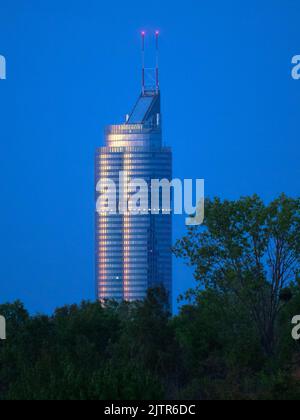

105,90,162,150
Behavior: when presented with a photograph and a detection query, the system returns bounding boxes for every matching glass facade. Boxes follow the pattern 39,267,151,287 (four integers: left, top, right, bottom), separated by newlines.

95,91,172,306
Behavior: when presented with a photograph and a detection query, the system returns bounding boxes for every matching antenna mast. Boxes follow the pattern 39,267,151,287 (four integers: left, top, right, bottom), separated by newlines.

141,31,146,95
155,31,160,93
141,30,160,95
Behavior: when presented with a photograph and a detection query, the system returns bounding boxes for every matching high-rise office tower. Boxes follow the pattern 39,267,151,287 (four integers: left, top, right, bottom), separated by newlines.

95,33,172,305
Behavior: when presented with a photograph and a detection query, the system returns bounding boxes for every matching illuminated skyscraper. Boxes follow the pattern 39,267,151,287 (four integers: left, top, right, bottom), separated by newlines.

95,33,172,305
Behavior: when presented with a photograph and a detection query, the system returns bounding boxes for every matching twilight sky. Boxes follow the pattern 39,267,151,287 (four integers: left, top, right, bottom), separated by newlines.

0,0,299,313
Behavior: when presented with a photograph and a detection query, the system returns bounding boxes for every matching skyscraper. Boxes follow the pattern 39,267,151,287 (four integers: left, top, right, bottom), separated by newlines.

95,33,172,305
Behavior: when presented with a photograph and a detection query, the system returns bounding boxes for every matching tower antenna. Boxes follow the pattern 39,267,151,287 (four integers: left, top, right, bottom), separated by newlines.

155,31,160,93
141,31,146,95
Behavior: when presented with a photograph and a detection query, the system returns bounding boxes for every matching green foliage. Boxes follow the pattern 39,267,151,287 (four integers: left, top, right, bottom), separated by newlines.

174,194,300,356
0,195,300,400
0,290,174,400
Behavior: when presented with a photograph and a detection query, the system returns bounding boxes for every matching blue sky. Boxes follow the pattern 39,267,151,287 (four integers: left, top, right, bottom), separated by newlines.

0,0,299,313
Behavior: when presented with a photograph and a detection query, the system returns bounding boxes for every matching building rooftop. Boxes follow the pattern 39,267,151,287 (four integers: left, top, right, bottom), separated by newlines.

127,91,161,126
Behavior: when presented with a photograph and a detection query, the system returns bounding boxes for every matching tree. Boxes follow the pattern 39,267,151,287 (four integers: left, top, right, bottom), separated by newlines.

0,290,179,400
106,287,182,399
173,194,300,356
173,288,265,400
